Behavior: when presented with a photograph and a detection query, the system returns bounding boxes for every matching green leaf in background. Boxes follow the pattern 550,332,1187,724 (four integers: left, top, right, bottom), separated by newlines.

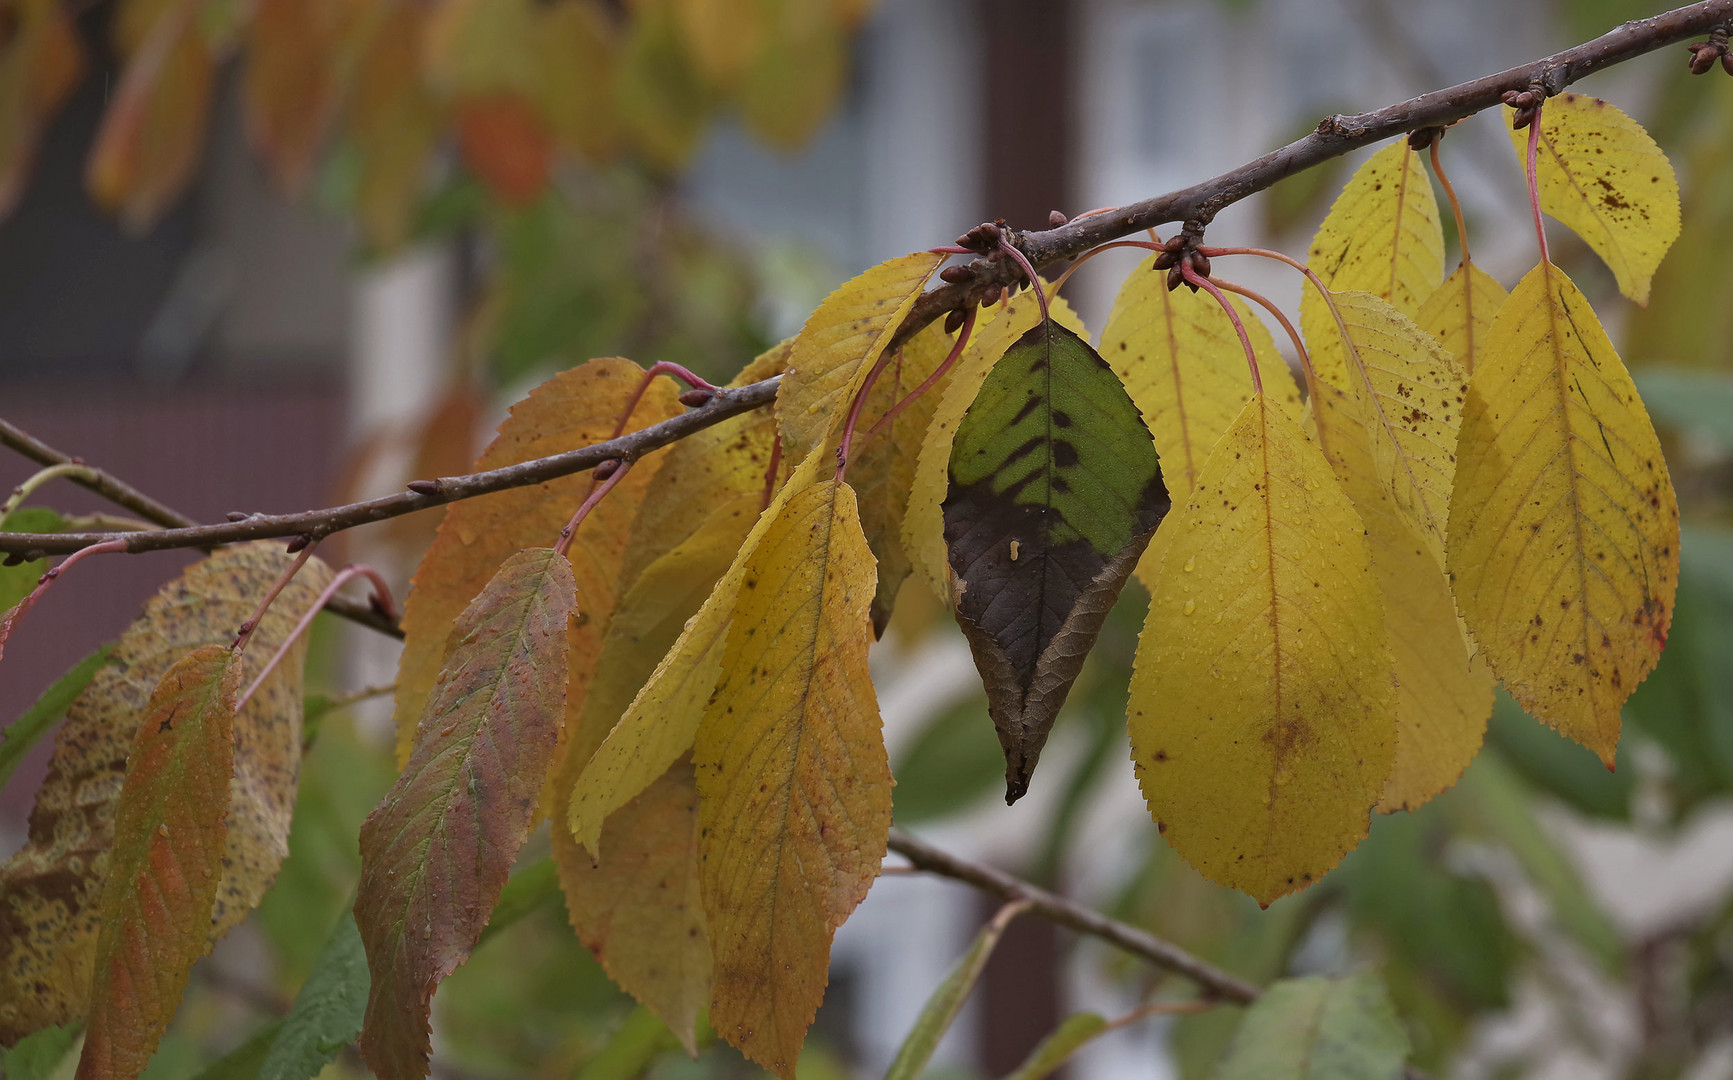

891,692,1005,825
0,1022,81,1080
187,1023,281,1080
476,856,561,950
572,1006,682,1080
1484,690,1633,820
0,507,65,611
1213,973,1408,1080
1001,1013,1109,1080
1632,369,1733,447
256,910,368,1080
0,644,114,791
883,901,1025,1080
943,316,1166,801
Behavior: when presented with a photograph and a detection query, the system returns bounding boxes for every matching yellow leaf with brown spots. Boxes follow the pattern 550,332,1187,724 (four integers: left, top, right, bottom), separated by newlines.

1416,262,1507,376
1448,262,1678,763
696,479,888,1077
1509,94,1680,306
1129,394,1395,906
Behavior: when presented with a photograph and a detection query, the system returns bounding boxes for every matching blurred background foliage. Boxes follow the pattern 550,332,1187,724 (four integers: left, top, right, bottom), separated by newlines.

3,0,1733,1077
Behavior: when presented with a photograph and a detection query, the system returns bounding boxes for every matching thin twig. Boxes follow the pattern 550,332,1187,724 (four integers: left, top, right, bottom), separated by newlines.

1,463,105,521
886,828,1262,1004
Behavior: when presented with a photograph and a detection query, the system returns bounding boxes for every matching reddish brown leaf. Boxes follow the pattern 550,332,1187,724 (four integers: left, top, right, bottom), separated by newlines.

85,0,214,232
0,543,330,1045
357,548,578,1080
455,92,553,207
75,645,240,1080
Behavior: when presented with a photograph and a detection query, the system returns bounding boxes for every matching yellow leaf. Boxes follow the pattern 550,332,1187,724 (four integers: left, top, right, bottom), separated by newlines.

776,251,944,466
422,0,537,95
848,319,958,632
346,0,442,251
553,759,709,1054
0,544,330,1044
1101,254,1300,503
1129,394,1395,906
392,359,681,765
242,0,356,195
613,1,711,173
735,0,846,151
1510,93,1680,306
1415,262,1507,376
902,291,1084,604
563,493,760,851
1301,142,1444,388
1448,263,1678,763
674,0,771,88
695,478,888,1077
1319,290,1465,565
536,0,620,162
1310,383,1493,812
618,338,789,589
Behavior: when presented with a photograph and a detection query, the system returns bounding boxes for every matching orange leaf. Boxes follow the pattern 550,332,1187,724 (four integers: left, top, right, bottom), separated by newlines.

358,548,578,1080
0,543,330,1045
391,359,680,773
455,92,554,207
76,645,240,1080
0,0,85,217
85,0,214,232
243,0,356,194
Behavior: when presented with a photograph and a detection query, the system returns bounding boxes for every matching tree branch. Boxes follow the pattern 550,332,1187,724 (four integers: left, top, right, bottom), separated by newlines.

886,828,1263,1004
0,418,405,638
0,0,1725,581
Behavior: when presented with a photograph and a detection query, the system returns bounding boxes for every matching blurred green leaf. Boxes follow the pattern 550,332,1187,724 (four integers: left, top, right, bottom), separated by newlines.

884,902,1022,1080
1632,370,1733,445
891,692,1004,825
477,856,561,949
0,644,113,792
573,1006,680,1080
188,1023,281,1080
1484,690,1633,820
1213,972,1407,1080
0,1023,80,1080
1001,1013,1109,1080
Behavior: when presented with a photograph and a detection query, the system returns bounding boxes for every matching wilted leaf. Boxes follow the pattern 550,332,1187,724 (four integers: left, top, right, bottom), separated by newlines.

1102,255,1299,503
86,0,214,232
1310,383,1492,812
1301,142,1444,388
1448,262,1678,763
76,644,240,1080
0,0,85,218
0,544,330,1044
904,292,1083,603
1129,394,1395,905
695,479,888,1077
0,645,114,793
256,909,367,1080
358,548,577,1080
1415,262,1506,376
1214,973,1408,1079
944,317,1166,800
392,358,680,764
1511,94,1680,305
776,251,944,466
